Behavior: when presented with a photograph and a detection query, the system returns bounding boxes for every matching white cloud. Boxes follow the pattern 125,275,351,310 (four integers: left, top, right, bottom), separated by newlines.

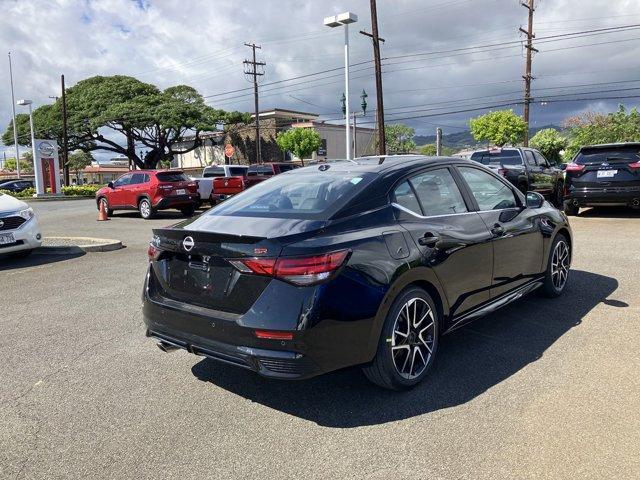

1,0,640,156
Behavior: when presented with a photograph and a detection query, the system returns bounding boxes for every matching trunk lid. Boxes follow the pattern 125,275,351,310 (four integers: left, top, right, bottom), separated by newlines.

213,176,245,195
149,215,326,313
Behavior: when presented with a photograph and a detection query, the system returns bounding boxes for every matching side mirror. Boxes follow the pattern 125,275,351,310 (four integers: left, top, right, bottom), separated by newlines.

559,163,567,171
526,191,545,209
107,182,114,189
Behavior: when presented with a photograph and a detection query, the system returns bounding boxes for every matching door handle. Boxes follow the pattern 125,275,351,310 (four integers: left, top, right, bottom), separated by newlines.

418,232,440,248
491,224,505,236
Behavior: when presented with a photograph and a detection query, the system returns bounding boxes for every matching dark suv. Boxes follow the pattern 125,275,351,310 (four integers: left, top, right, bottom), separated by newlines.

563,143,640,215
471,147,564,207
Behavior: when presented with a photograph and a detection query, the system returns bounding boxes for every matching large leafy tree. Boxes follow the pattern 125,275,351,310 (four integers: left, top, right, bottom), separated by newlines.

2,75,248,169
529,128,568,163
276,128,321,165
563,105,640,159
470,109,527,146
67,150,94,182
385,123,416,153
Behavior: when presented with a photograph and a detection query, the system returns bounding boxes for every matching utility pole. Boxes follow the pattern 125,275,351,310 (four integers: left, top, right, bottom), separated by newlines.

8,52,20,178
436,127,442,156
520,0,537,146
61,74,70,186
360,0,386,155
244,43,265,164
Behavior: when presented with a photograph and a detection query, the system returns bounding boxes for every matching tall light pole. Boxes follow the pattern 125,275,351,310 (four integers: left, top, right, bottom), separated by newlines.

17,99,42,194
324,12,358,160
8,52,20,178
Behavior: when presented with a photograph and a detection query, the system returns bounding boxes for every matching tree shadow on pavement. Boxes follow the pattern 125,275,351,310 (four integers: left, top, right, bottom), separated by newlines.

191,270,619,428
0,250,85,271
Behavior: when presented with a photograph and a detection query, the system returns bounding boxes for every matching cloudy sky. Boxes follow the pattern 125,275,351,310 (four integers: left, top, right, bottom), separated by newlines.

2,0,640,158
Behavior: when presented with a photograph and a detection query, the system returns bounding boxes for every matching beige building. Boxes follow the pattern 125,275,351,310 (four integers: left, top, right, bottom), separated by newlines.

172,108,376,173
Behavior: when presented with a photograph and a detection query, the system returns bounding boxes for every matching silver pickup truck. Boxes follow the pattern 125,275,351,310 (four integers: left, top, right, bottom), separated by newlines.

192,165,249,206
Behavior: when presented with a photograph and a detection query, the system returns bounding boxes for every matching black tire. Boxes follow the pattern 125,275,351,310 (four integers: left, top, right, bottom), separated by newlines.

540,233,571,298
363,287,439,390
553,182,564,208
138,198,155,219
98,197,114,216
180,205,196,217
564,201,579,216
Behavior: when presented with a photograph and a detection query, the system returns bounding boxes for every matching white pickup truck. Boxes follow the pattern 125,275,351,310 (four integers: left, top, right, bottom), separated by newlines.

192,165,249,206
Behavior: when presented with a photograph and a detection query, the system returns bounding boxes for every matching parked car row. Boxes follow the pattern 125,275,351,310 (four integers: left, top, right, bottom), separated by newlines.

470,143,640,215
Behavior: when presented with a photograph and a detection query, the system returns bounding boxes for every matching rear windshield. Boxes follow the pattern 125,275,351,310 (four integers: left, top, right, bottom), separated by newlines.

156,172,189,182
575,146,640,164
247,165,274,176
203,167,225,178
471,150,523,166
229,167,248,176
209,171,375,219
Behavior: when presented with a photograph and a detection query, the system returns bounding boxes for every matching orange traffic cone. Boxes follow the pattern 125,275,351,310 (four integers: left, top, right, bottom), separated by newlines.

97,200,110,221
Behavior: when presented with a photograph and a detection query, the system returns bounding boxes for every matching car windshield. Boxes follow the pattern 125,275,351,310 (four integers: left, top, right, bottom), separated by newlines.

471,150,523,166
575,146,640,164
156,172,188,182
209,171,375,219
203,167,225,178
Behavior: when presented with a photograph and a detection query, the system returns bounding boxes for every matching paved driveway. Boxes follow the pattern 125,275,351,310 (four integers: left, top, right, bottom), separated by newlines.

1,200,638,479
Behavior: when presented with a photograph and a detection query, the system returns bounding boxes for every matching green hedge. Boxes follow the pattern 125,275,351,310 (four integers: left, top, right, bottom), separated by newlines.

61,185,102,196
0,187,35,198
0,185,103,198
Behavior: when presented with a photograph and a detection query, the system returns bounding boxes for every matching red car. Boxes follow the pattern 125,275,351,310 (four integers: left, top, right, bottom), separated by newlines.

96,170,199,219
211,162,299,202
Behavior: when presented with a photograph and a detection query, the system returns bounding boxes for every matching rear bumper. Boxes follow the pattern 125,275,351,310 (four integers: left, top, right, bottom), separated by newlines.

153,194,199,209
565,185,640,206
142,265,383,380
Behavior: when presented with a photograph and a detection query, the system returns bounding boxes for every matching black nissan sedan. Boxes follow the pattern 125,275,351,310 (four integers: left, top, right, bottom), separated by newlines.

143,156,572,390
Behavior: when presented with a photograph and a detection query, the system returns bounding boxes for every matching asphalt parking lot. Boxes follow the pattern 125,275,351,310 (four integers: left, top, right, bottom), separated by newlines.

1,199,639,479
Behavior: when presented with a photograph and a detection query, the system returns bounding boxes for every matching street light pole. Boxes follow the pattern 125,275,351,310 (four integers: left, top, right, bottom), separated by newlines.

8,52,20,178
324,12,358,160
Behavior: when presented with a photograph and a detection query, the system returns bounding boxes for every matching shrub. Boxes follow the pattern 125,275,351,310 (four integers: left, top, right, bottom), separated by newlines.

61,185,102,196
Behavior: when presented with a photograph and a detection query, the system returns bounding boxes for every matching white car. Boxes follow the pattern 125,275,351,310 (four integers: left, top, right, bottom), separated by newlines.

0,192,42,257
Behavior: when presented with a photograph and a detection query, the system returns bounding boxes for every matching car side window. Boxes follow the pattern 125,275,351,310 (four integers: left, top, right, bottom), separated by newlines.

524,150,537,167
113,174,132,187
131,173,146,184
533,151,549,167
410,168,468,216
458,167,518,211
393,181,422,215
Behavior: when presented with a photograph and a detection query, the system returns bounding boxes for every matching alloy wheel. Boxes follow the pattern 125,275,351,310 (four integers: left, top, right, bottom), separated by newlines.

391,297,435,380
140,200,151,218
551,240,570,290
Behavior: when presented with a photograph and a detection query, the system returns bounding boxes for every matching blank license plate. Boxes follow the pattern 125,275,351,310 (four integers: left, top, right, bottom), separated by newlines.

0,233,16,245
597,170,617,178
175,189,186,195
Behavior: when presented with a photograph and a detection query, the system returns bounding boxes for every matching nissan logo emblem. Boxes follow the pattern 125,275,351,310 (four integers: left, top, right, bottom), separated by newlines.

0,220,4,228
182,236,195,252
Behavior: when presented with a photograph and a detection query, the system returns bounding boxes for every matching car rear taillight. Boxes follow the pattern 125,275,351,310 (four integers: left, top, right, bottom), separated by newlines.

147,243,162,261
229,250,349,286
629,161,640,170
565,162,585,172
254,330,293,340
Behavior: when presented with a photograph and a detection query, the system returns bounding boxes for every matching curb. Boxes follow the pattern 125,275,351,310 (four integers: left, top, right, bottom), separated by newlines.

38,237,124,254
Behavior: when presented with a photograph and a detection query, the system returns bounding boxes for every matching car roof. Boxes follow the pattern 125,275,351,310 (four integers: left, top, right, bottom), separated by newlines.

579,142,640,149
293,155,475,175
